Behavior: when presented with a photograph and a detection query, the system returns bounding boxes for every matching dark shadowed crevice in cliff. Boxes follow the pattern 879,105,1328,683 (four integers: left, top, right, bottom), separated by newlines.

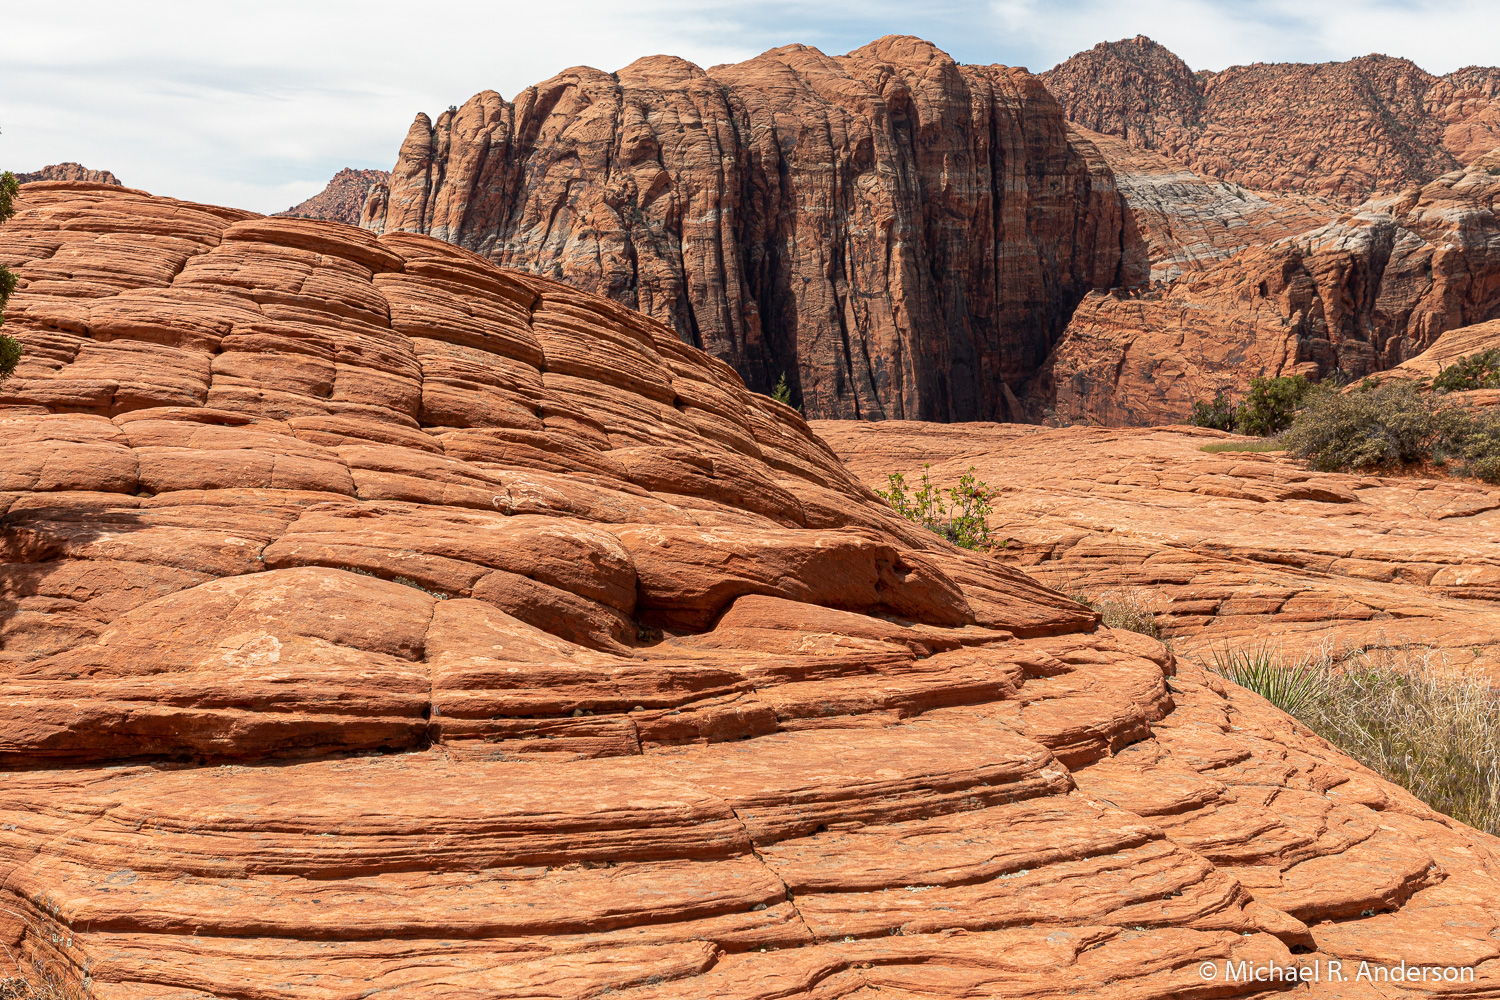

360,35,1125,422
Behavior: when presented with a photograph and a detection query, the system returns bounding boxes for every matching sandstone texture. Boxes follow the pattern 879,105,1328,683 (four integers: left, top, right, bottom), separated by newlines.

2,184,1499,996
819,420,1500,674
359,35,1125,420
278,167,391,225
15,163,121,186
1032,150,1500,425
1043,35,1500,203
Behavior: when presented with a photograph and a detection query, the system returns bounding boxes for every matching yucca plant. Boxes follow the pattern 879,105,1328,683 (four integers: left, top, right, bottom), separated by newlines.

1210,644,1500,835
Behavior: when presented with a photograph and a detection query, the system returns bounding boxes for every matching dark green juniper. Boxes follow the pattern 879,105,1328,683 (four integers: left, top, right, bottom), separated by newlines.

0,169,22,384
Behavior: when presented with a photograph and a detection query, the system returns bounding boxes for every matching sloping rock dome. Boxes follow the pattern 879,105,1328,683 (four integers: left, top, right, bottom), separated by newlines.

2,183,1500,997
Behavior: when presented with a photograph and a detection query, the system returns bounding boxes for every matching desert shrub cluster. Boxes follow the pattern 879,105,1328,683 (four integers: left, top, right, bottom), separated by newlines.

1212,645,1500,836
1432,348,1500,392
1191,375,1310,435
1192,365,1500,483
877,464,998,550
1282,378,1500,482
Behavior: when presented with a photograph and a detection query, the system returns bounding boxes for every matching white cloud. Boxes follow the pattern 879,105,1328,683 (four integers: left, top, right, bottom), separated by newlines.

0,0,1494,213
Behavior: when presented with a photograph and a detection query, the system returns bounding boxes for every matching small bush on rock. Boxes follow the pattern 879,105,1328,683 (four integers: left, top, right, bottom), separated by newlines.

770,372,794,407
1071,588,1163,640
1432,349,1500,392
877,464,997,550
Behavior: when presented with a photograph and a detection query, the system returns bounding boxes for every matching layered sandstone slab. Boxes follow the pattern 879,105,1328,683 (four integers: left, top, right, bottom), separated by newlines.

3,185,1500,996
818,420,1500,673
359,35,1124,420
1043,36,1500,203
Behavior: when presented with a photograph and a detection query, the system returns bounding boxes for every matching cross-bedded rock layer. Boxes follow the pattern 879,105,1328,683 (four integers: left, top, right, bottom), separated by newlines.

818,419,1500,673
358,36,1125,421
4,183,1500,997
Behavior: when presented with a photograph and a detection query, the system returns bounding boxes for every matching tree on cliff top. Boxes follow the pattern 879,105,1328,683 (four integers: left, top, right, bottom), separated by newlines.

0,170,21,383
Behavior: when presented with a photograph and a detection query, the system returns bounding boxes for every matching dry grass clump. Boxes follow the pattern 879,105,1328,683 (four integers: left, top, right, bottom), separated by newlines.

1071,587,1164,640
1212,644,1500,836
0,975,85,1000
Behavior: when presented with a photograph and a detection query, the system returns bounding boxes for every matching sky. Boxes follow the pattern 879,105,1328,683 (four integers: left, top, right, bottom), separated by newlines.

3,0,1498,214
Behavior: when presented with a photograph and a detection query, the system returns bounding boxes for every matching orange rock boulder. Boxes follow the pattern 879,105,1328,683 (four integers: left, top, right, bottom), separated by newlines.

4,183,1500,997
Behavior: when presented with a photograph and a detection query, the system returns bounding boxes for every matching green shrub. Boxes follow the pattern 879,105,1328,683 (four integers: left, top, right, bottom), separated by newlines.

0,171,19,384
1211,645,1500,836
1283,379,1442,470
1190,375,1314,436
1235,374,1311,436
1282,378,1500,479
1432,349,1500,392
1190,391,1235,431
0,170,17,222
877,464,997,550
770,371,794,407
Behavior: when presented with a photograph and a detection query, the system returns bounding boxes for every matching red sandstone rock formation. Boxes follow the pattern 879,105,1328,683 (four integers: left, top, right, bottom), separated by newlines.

1042,36,1500,203
1073,126,1339,285
14,162,121,186
1031,150,1500,425
3,181,1500,996
820,420,1500,673
360,36,1125,420
278,166,391,225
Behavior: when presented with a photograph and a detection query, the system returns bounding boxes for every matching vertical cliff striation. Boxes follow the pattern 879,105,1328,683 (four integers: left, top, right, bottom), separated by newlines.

360,36,1125,420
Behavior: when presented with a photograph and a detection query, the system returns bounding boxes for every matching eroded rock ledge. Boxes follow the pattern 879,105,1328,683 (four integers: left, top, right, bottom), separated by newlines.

2,183,1499,997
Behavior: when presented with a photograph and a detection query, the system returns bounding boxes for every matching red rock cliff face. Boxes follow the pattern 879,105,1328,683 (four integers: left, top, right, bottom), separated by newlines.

360,36,1125,420
1031,150,1500,425
1042,36,1500,203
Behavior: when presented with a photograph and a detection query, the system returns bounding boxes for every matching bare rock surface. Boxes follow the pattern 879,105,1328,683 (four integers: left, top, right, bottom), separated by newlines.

1043,35,1500,203
1031,151,1500,425
818,420,1500,674
359,35,1125,420
3,185,1500,996
277,167,392,225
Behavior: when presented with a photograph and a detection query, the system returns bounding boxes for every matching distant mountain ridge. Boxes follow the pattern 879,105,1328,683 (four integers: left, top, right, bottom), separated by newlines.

276,167,390,225
1040,35,1500,202
15,162,121,186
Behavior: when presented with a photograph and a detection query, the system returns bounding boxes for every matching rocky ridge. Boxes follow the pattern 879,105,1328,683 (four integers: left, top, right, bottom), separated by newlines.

5,182,1500,996
1042,35,1500,203
359,36,1125,421
14,163,121,186
278,166,391,225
